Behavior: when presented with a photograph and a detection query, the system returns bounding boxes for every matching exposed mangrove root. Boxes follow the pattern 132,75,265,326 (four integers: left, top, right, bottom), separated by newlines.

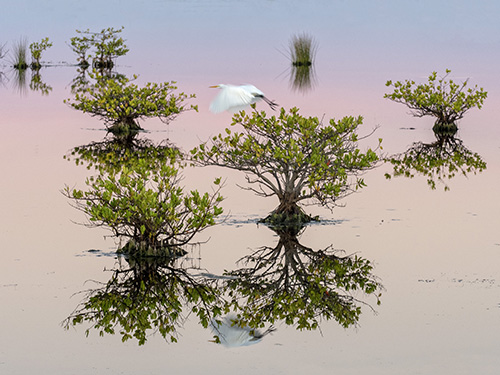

118,239,187,258
432,121,458,136
260,204,319,230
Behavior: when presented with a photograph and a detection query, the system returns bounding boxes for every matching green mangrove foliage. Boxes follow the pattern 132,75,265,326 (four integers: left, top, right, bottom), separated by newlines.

69,27,129,69
10,65,51,96
191,107,380,224
29,37,52,69
10,37,52,70
63,217,381,344
69,67,91,94
65,73,197,133
29,70,52,95
222,226,382,331
69,33,92,67
65,137,178,173
64,257,223,345
63,147,223,256
384,69,487,128
385,130,486,191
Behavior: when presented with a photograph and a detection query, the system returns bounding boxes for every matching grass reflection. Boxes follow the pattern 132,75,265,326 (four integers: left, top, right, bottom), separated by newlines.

11,67,28,95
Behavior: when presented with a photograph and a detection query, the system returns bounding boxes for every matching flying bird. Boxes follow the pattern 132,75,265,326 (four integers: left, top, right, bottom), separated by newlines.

209,84,278,113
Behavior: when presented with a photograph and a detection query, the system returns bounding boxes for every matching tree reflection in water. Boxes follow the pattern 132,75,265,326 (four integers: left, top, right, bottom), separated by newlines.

385,127,486,190
8,66,52,95
65,135,179,173
64,106,381,344
210,312,276,347
29,68,52,95
220,225,382,333
65,223,382,345
64,254,222,345
63,125,226,344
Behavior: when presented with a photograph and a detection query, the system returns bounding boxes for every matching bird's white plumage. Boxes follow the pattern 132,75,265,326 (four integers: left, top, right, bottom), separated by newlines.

209,84,270,114
210,313,274,347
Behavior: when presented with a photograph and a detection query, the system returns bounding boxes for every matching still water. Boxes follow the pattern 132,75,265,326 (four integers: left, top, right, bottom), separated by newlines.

1,1,500,374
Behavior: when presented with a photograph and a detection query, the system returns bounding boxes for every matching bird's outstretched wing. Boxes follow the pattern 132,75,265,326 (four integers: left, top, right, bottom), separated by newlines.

209,85,255,114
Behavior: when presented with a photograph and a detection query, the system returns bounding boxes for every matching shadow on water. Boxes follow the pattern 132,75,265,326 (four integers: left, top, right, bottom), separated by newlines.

385,126,486,190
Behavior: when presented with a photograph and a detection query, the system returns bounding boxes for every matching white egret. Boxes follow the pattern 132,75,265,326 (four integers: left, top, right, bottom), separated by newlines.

210,313,276,347
209,84,278,114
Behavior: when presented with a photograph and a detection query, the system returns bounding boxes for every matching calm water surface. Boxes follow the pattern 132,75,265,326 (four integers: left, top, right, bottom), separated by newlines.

1,1,500,374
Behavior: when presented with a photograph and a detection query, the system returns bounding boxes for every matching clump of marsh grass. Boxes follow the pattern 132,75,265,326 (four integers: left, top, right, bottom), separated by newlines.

289,33,316,67
288,33,317,92
11,38,29,70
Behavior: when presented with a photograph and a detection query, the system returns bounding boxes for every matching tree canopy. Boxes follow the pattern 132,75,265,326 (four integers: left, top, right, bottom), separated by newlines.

69,27,129,69
64,144,223,256
191,107,380,224
65,73,197,132
384,69,487,126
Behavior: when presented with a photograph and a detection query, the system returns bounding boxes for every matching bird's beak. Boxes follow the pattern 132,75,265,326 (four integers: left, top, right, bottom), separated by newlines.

209,85,219,88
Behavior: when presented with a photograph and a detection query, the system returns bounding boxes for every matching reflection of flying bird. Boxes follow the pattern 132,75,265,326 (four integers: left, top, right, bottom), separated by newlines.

209,84,278,113
210,313,275,347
